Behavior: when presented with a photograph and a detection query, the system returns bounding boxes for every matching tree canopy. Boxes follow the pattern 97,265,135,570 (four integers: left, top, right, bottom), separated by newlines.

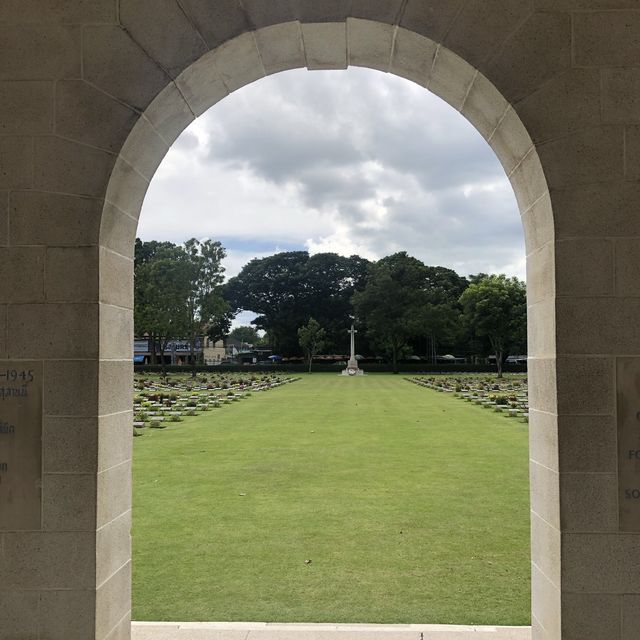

135,240,191,369
135,237,527,369
413,265,470,360
229,326,260,346
298,318,326,373
134,238,232,371
224,251,370,355
459,274,527,376
353,252,434,372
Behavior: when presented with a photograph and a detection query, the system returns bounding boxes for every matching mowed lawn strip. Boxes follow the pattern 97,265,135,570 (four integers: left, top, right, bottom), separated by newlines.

133,373,530,624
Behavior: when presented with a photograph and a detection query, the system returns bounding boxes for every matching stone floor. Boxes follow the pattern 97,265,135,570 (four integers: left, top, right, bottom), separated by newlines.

132,622,532,640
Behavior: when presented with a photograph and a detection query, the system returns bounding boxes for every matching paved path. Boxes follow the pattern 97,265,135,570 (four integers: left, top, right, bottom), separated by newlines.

132,622,532,640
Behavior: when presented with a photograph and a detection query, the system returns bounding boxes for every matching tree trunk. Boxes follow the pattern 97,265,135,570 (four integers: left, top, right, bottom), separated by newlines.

150,333,157,365
496,350,503,378
190,330,196,378
159,336,169,378
392,345,399,374
489,337,504,378
159,348,166,377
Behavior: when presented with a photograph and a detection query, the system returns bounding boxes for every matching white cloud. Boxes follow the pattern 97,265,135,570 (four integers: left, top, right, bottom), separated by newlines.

138,67,525,281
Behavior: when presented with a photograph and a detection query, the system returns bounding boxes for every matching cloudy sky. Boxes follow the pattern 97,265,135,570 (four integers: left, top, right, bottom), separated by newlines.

139,67,525,321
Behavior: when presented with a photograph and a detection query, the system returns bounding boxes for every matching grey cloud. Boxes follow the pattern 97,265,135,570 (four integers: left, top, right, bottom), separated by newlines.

203,68,506,204
204,72,369,185
295,167,377,210
146,66,524,278
173,130,199,151
396,187,520,248
213,131,365,185
336,203,370,225
335,179,523,277
371,125,503,191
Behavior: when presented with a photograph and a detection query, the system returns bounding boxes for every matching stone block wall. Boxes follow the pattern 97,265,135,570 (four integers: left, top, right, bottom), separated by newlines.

0,2,638,639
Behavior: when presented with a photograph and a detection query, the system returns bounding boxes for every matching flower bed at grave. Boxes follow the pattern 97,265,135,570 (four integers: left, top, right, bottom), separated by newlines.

133,373,299,435
406,375,529,422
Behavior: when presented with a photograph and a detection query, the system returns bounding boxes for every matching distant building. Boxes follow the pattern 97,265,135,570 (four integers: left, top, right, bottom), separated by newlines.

202,337,226,365
133,337,203,365
203,337,267,364
135,336,273,366
435,354,467,364
487,355,528,366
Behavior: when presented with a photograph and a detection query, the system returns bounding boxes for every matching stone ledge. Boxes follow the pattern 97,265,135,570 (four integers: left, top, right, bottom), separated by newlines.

132,621,532,640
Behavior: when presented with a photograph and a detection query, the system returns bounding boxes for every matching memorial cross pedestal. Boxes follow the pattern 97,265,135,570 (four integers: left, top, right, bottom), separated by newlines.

342,324,364,376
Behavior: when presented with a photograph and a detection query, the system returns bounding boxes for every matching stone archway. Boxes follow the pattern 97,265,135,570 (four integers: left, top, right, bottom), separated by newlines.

0,4,635,640
104,21,553,637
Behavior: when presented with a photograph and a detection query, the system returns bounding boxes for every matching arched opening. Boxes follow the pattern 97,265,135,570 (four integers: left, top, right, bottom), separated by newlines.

132,64,530,625
98,19,555,638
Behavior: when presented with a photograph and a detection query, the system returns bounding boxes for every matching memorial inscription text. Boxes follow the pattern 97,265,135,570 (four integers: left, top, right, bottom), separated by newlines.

617,358,640,531
0,362,42,530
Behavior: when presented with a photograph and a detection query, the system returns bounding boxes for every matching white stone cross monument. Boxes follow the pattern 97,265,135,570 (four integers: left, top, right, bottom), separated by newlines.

342,323,364,376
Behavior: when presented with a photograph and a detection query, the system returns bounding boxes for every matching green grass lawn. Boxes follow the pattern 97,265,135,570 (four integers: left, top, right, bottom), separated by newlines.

133,373,530,624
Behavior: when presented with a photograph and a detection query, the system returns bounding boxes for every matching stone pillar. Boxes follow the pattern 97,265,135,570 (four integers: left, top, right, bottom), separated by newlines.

0,192,133,639
0,18,136,633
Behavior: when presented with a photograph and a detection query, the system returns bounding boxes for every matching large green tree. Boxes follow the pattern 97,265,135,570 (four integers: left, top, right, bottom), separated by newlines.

459,274,527,377
224,251,370,355
298,318,326,373
182,238,233,375
223,251,307,354
352,252,431,373
415,266,469,361
134,241,191,373
134,238,232,374
229,326,260,346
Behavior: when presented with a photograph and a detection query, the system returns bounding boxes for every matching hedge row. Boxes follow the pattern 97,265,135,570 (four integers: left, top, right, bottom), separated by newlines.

134,363,527,374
